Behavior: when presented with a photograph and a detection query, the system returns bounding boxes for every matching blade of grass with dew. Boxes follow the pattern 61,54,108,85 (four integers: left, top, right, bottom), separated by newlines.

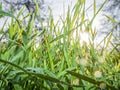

0,59,29,74
0,58,73,86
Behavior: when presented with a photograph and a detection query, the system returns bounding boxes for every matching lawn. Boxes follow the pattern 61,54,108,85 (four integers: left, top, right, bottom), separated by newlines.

0,0,119,90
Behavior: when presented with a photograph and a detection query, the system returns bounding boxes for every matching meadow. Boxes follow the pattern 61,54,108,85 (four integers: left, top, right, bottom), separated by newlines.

0,0,120,90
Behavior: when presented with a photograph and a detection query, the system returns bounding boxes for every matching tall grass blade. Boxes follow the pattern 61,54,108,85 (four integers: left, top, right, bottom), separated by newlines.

87,0,107,30
67,71,118,90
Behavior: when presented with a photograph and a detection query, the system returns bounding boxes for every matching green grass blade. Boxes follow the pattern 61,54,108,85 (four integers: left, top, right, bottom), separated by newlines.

0,9,21,29
94,0,96,15
67,71,118,90
87,0,107,30
104,14,117,24
0,9,16,19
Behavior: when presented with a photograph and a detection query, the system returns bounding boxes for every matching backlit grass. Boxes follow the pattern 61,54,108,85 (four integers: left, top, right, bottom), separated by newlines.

0,0,119,90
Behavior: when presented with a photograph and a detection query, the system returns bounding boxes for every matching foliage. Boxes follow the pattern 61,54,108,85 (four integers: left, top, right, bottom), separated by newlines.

0,0,119,90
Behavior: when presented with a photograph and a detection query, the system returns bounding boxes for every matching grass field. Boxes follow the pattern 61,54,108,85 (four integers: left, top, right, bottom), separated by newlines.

0,0,120,90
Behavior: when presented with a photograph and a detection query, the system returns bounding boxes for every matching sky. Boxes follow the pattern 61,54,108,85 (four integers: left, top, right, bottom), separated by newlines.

0,0,118,46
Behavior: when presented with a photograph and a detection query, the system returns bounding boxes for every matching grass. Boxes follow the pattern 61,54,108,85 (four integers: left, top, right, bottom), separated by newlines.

0,0,120,90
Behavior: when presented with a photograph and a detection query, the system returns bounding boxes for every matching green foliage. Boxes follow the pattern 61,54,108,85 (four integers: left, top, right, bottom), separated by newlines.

0,0,119,90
